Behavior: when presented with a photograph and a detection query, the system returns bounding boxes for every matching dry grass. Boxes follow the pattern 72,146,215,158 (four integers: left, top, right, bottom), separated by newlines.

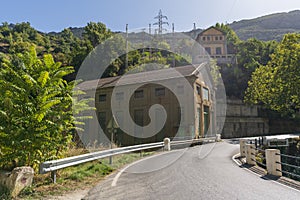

17,149,157,199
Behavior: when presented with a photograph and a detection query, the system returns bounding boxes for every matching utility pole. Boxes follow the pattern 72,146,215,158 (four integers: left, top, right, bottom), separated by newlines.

125,24,128,70
193,23,196,39
172,23,175,67
153,9,169,35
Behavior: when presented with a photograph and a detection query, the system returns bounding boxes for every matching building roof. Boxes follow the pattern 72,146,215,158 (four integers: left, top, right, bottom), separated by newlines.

195,26,226,41
77,64,207,90
198,26,226,36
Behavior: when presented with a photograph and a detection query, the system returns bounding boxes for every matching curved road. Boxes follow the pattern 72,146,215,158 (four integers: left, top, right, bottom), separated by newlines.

84,141,300,200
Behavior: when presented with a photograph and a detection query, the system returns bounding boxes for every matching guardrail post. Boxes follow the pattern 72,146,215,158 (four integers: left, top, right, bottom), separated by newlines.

246,144,256,165
164,138,171,151
239,139,247,157
266,149,282,176
51,170,57,183
215,134,221,142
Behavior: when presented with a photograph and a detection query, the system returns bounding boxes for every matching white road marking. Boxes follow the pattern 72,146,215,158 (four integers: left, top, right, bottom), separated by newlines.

111,149,186,187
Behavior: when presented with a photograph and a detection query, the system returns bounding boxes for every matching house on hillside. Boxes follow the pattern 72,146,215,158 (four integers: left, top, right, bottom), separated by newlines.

195,26,236,64
77,64,216,146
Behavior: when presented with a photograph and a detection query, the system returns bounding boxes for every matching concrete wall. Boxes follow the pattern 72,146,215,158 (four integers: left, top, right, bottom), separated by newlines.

222,99,269,138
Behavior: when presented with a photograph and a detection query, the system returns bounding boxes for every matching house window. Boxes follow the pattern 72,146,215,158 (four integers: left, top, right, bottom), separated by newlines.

155,88,165,96
196,85,201,95
98,112,106,128
99,94,106,102
205,47,211,55
203,87,209,101
215,36,218,41
219,36,223,40
134,90,144,98
116,92,124,100
216,47,222,55
177,85,184,94
207,36,210,41
202,36,206,41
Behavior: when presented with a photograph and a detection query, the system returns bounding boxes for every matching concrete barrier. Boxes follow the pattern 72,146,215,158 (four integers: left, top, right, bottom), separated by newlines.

266,149,282,176
164,138,171,151
245,144,256,165
0,166,34,198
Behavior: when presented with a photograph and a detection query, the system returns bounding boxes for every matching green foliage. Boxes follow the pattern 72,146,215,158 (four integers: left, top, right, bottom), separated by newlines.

83,22,112,47
245,33,300,117
0,47,93,171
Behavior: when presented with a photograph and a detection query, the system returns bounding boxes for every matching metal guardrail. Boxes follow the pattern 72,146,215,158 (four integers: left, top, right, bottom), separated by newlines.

40,142,164,174
242,140,300,180
40,137,217,182
275,152,300,179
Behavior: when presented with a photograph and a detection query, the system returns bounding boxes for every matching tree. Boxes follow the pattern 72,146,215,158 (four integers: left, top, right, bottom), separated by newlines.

245,33,300,117
83,22,112,47
0,47,93,170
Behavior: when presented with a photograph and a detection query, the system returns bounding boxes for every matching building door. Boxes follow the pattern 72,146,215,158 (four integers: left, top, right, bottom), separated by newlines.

204,106,210,136
197,107,202,137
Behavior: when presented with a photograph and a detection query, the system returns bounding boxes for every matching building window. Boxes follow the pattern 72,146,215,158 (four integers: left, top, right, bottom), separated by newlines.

196,85,201,95
134,109,144,126
115,111,123,128
98,112,106,128
177,107,184,125
215,36,218,41
202,36,206,41
134,90,144,98
216,47,222,55
177,85,184,94
155,88,165,96
203,87,209,101
99,94,106,102
219,36,223,40
207,36,210,41
205,47,211,55
116,92,124,100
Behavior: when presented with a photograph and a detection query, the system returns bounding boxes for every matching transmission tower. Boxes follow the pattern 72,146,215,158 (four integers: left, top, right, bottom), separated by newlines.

153,9,169,34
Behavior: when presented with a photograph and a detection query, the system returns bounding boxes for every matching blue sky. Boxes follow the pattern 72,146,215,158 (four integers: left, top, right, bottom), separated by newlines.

0,0,299,32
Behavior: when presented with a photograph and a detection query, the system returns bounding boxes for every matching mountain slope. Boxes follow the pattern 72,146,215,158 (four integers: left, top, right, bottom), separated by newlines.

229,10,300,41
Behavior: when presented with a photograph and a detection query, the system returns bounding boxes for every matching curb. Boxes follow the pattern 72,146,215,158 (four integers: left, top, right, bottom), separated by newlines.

232,153,300,192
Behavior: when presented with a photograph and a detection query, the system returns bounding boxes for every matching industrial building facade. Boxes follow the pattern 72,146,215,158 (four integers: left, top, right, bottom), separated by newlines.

78,64,216,146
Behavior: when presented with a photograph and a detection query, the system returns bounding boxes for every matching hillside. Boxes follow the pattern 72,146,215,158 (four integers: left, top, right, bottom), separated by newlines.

229,10,300,41
42,10,300,42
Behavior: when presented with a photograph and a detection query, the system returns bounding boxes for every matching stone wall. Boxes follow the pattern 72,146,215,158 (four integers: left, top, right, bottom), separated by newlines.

222,99,300,138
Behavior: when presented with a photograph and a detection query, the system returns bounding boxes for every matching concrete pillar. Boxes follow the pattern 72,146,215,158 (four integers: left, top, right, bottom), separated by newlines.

215,134,221,142
266,149,282,176
164,138,171,151
239,139,247,157
262,136,267,146
246,144,256,165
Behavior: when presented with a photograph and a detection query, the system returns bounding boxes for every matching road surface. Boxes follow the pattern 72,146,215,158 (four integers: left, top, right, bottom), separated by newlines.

84,141,300,200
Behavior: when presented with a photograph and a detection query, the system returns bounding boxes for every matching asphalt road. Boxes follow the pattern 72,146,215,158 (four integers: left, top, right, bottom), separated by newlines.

84,141,300,200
